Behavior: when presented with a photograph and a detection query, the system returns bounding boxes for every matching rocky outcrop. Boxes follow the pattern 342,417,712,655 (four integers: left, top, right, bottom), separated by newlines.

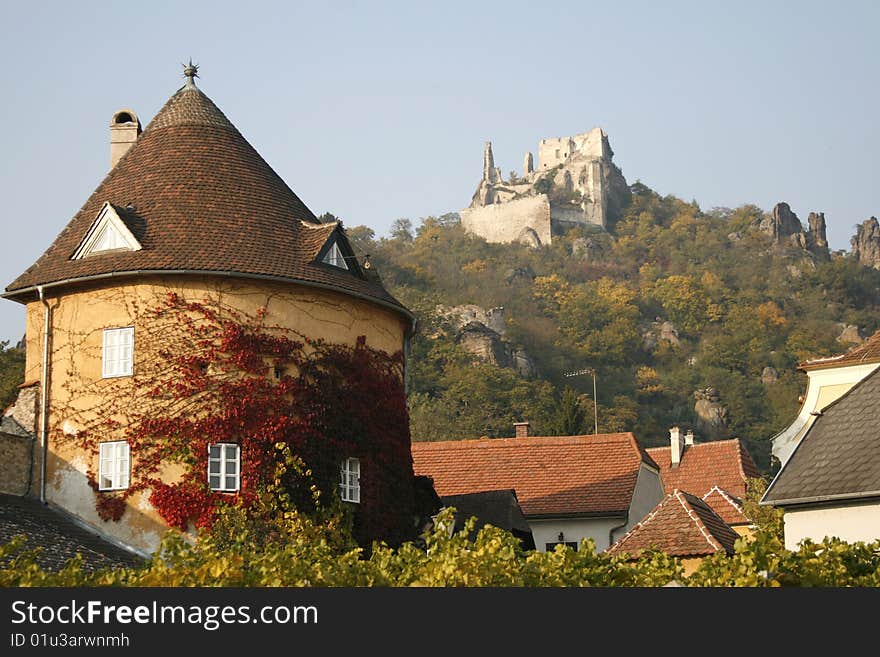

436,304,507,335
837,324,863,345
761,367,779,385
456,322,511,368
455,322,536,378
759,202,828,259
435,304,536,377
761,202,805,248
851,217,880,269
693,387,728,436
806,212,829,258
643,320,680,350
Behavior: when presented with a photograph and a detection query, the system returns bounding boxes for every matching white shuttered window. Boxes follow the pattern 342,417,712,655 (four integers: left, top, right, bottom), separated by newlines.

208,443,240,492
99,441,130,491
102,327,134,378
339,457,360,503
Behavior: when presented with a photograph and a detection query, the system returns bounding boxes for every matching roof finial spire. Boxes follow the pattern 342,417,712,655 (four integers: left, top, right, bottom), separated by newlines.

182,59,199,88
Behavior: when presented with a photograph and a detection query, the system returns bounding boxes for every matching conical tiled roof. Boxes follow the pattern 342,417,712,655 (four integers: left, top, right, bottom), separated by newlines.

4,79,410,320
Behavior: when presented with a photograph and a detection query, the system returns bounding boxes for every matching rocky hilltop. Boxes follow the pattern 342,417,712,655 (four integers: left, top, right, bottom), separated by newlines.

851,216,880,268
460,128,629,246
757,202,829,260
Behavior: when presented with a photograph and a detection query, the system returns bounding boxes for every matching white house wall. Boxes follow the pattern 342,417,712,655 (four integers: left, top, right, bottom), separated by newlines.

528,464,664,552
617,465,666,543
528,517,624,553
783,500,880,550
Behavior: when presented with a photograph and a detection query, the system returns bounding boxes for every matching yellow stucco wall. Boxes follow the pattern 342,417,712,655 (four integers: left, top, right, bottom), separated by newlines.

23,275,408,554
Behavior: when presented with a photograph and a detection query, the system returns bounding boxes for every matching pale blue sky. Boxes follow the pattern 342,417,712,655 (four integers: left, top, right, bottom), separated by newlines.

1,1,878,342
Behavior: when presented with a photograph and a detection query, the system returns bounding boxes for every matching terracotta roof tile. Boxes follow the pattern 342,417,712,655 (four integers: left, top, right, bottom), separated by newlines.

800,328,880,370
607,490,740,558
701,486,750,526
411,433,653,517
4,82,409,320
646,439,760,500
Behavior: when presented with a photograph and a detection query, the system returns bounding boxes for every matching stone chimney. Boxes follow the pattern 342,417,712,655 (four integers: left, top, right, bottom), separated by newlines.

669,426,684,467
110,109,142,169
514,421,530,438
684,429,694,446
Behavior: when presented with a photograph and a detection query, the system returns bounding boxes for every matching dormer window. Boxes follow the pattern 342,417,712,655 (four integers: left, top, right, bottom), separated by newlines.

322,241,348,270
72,202,142,259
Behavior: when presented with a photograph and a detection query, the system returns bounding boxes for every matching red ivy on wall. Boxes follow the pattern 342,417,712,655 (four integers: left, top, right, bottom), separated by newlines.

76,293,415,547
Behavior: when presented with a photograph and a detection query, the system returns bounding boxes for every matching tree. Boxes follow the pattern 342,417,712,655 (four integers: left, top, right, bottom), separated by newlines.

550,387,587,436
0,340,25,409
389,218,414,242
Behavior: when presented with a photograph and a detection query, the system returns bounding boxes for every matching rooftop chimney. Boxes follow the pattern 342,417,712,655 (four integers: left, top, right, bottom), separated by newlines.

514,421,530,438
110,109,141,169
669,426,684,467
684,429,695,446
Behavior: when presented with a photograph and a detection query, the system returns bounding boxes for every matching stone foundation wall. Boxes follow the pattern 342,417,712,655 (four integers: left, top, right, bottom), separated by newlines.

0,432,35,496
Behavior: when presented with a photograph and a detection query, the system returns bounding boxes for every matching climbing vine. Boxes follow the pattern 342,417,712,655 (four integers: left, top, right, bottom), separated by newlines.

60,291,415,547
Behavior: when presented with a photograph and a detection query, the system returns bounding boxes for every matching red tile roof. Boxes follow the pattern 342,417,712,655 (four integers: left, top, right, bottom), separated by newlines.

646,439,760,500
701,486,750,526
4,79,410,321
411,433,657,517
607,490,740,559
800,328,880,370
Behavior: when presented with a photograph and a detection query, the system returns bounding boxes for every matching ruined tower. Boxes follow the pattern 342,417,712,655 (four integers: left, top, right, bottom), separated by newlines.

460,128,629,246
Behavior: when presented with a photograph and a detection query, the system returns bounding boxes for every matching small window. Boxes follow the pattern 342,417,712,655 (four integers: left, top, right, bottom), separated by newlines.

339,457,360,503
322,241,348,270
208,443,240,492
99,441,130,491
273,366,284,380
102,327,134,378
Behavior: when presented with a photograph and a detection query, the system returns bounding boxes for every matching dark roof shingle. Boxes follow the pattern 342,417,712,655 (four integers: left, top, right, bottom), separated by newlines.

4,82,409,320
0,494,142,572
763,366,880,505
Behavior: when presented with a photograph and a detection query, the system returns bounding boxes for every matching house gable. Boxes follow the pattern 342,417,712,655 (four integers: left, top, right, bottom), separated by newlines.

608,489,739,559
763,365,880,507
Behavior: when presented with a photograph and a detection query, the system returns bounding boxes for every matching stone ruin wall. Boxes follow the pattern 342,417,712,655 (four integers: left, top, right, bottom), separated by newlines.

460,195,552,247
537,129,609,171
463,127,625,245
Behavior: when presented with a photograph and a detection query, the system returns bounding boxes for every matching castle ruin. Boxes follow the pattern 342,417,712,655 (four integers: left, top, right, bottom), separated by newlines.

460,128,629,246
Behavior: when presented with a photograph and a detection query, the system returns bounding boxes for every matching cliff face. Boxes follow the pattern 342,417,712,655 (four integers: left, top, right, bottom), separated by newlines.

461,128,629,246
851,217,880,269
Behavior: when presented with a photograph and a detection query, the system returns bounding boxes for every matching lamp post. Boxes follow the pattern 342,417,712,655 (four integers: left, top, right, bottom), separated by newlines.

563,368,598,435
